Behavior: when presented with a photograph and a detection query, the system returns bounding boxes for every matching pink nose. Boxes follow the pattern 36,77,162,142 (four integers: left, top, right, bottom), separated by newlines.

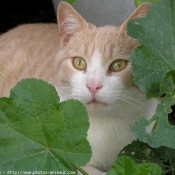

87,82,103,97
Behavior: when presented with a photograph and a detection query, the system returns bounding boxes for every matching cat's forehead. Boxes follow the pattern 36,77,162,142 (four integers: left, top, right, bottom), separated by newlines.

69,25,138,62
83,26,120,52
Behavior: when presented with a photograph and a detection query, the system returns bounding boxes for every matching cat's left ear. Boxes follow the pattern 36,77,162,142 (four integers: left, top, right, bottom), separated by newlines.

57,2,88,46
121,2,152,30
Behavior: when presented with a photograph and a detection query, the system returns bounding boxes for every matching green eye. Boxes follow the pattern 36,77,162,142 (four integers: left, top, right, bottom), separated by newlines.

73,57,87,70
110,60,127,72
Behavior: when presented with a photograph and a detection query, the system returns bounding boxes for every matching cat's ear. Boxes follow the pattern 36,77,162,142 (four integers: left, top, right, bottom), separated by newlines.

57,2,88,46
121,2,151,30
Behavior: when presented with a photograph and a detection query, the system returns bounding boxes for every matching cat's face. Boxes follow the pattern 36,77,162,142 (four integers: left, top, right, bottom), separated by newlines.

54,2,151,117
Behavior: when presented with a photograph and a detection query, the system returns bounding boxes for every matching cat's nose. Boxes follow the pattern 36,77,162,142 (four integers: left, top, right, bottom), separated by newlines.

86,82,103,97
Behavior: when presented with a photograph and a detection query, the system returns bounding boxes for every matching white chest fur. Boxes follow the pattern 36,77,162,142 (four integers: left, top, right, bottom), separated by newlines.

87,98,158,172
57,48,159,172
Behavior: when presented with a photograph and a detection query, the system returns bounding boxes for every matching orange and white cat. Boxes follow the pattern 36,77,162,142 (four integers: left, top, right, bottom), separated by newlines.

0,2,158,175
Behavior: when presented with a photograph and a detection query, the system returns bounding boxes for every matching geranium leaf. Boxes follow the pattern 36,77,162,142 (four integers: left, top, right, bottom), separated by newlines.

127,0,175,98
119,140,175,174
107,156,162,175
131,96,175,149
0,79,91,173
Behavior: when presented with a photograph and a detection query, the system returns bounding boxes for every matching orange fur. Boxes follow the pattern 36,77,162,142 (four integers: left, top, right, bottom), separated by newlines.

0,2,150,97
0,24,60,96
0,2,155,174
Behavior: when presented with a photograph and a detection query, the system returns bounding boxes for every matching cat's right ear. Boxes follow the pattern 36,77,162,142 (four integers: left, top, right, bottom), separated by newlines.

57,2,88,46
121,2,152,30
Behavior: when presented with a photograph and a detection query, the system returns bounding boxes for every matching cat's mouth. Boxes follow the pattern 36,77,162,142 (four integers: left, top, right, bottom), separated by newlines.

87,100,107,108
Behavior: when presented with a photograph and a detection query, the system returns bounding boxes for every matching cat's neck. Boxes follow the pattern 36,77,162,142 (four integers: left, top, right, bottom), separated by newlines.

87,98,158,171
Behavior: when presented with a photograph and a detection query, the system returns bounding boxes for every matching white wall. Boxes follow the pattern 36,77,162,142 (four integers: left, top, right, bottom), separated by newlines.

52,0,136,26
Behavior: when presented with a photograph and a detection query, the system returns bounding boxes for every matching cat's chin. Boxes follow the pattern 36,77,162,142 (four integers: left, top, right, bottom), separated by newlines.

87,100,107,108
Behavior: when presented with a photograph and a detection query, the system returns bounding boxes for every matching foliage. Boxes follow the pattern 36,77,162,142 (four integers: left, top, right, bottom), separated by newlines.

0,78,161,175
1,0,175,174
129,0,175,99
119,140,175,175
107,156,161,175
127,0,175,147
134,0,158,7
120,0,175,174
0,79,91,173
62,0,78,5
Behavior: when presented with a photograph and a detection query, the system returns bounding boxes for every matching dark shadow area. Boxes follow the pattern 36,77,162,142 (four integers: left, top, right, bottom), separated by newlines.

0,0,56,34
168,105,175,125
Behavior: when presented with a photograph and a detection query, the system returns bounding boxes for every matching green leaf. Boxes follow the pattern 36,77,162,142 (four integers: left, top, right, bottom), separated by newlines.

160,70,175,96
0,79,91,172
118,140,149,164
119,140,175,174
131,96,175,149
127,0,175,98
127,0,175,149
150,146,175,174
134,0,158,7
62,0,78,5
107,156,162,175
119,140,163,166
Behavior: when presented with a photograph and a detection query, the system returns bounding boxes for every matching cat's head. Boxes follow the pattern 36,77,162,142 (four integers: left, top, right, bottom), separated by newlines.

54,2,151,118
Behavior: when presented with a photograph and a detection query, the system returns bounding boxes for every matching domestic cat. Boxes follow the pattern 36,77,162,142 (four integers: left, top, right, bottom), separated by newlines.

0,2,158,175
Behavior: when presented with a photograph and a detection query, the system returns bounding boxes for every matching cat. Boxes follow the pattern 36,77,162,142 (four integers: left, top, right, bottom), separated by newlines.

0,2,158,175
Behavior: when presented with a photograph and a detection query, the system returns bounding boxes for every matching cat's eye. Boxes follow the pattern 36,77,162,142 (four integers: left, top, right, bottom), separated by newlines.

109,60,127,72
73,57,87,70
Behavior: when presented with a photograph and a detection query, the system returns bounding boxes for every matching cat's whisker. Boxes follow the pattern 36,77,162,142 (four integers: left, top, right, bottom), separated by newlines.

120,94,146,103
106,89,146,98
57,82,71,86
113,101,127,118
121,97,148,114
59,94,72,102
58,87,72,90
98,89,145,98
105,92,149,115
118,91,145,98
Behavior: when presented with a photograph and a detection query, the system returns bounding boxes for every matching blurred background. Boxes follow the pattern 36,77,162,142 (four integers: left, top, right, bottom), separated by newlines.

0,0,135,34
0,0,56,34
52,0,135,26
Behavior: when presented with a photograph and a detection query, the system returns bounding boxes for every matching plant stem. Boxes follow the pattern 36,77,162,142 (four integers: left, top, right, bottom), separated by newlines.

151,121,158,132
77,167,89,175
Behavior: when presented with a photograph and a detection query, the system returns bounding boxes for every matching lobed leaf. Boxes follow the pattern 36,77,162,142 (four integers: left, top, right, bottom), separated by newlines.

0,79,91,173
127,0,175,150
131,96,175,149
128,0,175,98
160,70,175,96
119,140,175,174
107,156,162,175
